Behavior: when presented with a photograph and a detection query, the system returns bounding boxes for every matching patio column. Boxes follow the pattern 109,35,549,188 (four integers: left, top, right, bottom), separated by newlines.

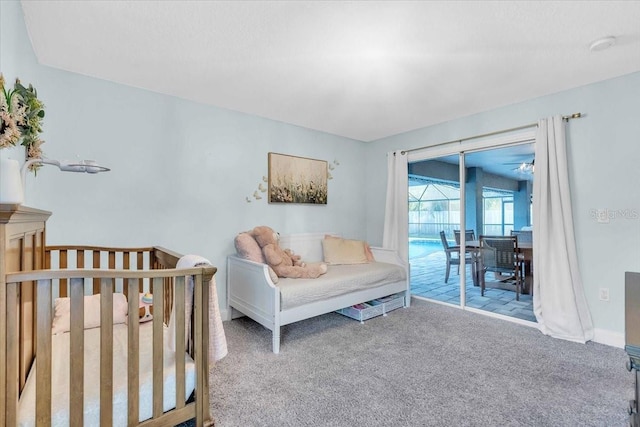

514,180,532,230
465,167,484,236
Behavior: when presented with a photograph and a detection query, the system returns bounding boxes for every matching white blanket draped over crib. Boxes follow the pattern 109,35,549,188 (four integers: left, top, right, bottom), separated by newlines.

168,255,228,362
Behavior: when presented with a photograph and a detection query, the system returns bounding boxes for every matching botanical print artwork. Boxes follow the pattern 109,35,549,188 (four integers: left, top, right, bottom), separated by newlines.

268,153,328,204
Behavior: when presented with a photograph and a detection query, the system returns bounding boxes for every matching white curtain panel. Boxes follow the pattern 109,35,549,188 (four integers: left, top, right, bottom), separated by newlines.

383,151,409,263
532,115,594,343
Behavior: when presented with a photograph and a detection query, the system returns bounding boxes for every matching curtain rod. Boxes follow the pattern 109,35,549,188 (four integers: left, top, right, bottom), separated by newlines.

400,112,583,155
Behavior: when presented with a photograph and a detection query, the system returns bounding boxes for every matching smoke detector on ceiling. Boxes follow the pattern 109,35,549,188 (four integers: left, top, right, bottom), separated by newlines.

589,36,617,52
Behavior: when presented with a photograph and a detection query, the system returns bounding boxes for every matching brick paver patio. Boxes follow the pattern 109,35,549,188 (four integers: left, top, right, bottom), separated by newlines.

410,251,536,323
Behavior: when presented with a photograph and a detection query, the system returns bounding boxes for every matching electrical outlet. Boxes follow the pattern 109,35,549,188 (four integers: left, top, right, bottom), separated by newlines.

599,288,610,301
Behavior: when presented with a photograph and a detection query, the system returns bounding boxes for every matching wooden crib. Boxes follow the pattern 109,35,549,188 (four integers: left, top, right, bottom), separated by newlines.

1,245,216,426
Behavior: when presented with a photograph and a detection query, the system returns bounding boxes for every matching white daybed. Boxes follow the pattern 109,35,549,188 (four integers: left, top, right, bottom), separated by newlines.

227,232,410,353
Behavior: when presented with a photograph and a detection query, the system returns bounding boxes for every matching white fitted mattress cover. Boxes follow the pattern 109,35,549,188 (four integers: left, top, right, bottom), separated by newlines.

18,322,196,426
277,262,406,310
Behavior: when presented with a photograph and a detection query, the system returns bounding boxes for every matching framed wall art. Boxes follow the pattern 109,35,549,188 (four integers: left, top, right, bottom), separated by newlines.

268,152,328,204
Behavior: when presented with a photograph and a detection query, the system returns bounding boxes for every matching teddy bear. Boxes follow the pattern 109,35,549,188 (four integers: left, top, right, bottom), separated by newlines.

284,247,305,267
250,225,328,279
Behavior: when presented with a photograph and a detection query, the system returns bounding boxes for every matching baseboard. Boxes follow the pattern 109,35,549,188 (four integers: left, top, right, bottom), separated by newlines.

220,307,248,321
593,328,625,348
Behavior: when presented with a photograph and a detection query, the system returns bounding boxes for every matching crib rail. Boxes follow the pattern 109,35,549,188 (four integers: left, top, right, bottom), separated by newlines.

45,246,182,271
45,246,183,323
3,264,215,427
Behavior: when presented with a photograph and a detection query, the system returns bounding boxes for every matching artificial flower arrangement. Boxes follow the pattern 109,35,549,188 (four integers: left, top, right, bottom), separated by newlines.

0,73,45,171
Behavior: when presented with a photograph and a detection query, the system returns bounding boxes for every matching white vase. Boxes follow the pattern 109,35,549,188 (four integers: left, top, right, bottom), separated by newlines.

0,158,24,204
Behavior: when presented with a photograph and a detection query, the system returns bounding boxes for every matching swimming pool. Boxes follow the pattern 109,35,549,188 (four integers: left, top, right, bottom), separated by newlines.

409,239,444,259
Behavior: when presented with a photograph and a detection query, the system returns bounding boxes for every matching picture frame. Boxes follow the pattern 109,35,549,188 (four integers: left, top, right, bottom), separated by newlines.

268,152,328,204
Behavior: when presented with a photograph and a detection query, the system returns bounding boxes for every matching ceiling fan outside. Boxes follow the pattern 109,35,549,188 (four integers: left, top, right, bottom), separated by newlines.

514,159,535,174
504,158,535,174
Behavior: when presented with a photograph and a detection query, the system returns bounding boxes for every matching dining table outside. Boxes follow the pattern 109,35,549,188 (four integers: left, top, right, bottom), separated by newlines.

463,239,533,295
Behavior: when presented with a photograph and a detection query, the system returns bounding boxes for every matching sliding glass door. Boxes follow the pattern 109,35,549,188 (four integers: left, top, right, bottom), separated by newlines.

408,135,536,323
461,144,535,322
408,155,463,304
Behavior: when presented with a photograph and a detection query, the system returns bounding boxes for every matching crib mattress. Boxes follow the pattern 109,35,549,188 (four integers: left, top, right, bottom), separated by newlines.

18,322,196,426
277,261,406,310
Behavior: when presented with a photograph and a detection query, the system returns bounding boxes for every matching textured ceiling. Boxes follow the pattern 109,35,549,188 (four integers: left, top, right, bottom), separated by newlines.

20,0,640,141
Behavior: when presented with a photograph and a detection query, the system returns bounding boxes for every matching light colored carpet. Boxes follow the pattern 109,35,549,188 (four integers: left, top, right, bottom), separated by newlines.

207,298,632,426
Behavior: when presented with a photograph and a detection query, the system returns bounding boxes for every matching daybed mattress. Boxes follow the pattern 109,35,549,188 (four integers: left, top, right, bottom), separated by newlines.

277,261,406,310
18,322,196,426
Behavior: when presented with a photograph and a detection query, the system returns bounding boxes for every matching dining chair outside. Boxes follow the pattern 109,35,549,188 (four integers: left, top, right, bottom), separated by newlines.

439,231,473,284
511,229,533,295
454,229,476,245
510,230,533,245
478,235,524,300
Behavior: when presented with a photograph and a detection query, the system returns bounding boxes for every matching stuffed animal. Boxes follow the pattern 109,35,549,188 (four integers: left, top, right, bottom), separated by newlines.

250,226,328,279
138,292,153,323
284,248,305,267
234,231,280,284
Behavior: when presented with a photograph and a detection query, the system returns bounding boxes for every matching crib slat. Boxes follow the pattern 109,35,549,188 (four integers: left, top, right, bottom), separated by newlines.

194,273,205,427
127,278,140,425
138,251,145,293
76,250,85,294
76,250,85,298
152,277,164,418
76,249,85,269
69,278,85,427
93,251,100,293
175,275,186,409
202,272,211,424
45,248,51,269
59,250,68,297
123,252,131,299
35,279,52,426
5,281,19,427
164,278,173,326
100,279,114,427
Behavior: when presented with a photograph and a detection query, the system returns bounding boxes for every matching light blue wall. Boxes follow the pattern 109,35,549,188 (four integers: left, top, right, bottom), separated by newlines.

1,1,368,312
4,0,640,340
366,71,640,340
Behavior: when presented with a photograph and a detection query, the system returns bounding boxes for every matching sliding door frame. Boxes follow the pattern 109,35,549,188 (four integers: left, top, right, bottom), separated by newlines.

408,129,535,313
